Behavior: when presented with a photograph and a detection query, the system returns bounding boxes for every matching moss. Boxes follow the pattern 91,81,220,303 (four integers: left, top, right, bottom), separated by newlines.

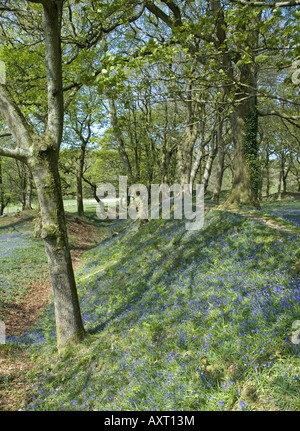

41,223,60,240
56,328,89,355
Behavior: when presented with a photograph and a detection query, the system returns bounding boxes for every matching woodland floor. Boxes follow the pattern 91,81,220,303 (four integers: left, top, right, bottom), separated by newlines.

0,200,299,411
0,210,108,411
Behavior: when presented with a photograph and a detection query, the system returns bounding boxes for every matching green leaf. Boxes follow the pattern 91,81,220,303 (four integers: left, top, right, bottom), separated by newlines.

254,54,269,63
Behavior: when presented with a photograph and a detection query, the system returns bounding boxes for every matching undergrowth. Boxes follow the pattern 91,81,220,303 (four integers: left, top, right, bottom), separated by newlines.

8,207,300,411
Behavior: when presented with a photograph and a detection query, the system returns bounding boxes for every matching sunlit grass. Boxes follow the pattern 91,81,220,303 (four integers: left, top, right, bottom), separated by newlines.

0,227,47,319
8,204,299,411
261,199,300,227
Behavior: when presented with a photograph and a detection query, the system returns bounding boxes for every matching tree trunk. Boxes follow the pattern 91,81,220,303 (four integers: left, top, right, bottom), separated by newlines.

292,167,300,192
23,166,33,210
77,175,84,216
277,169,282,200
190,146,204,189
282,162,290,195
76,142,86,217
179,143,193,187
265,150,270,198
225,79,260,208
203,141,218,193
161,136,170,184
265,173,270,198
0,1,87,352
0,157,5,216
179,77,199,187
222,8,261,209
212,143,225,202
30,149,86,350
283,173,287,194
278,151,284,199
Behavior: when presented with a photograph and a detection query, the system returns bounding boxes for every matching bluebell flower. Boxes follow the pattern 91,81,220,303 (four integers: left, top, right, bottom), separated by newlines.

239,401,247,409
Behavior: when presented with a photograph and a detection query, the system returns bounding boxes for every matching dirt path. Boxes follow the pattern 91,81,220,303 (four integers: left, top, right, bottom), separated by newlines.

3,213,103,339
220,207,300,236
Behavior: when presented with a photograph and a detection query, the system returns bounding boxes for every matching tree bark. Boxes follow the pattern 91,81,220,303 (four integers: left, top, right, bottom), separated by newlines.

224,35,260,209
29,147,86,349
179,78,199,187
264,149,270,198
22,165,33,210
0,157,8,216
277,150,285,199
212,112,226,202
76,141,86,217
0,0,87,352
203,139,218,193
212,143,225,202
190,146,204,190
210,0,260,208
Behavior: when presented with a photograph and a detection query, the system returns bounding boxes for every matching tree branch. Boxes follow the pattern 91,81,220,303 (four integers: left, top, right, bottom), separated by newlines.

258,109,300,128
0,132,12,138
228,0,300,7
160,0,183,26
0,86,32,150
0,6,42,16
145,1,174,27
0,145,29,162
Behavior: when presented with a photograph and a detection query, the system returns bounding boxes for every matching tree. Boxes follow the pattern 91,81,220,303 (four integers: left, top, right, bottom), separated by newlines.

142,0,299,206
0,0,86,352
63,88,103,216
0,0,148,351
0,157,10,215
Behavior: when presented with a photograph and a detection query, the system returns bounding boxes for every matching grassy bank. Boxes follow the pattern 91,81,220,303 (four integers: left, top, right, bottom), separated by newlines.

6,202,299,411
0,211,48,321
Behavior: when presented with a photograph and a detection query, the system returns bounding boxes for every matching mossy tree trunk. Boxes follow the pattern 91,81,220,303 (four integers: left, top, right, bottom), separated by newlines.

0,0,87,352
209,0,261,208
264,148,270,198
224,30,260,209
212,104,226,202
225,88,260,208
29,146,86,350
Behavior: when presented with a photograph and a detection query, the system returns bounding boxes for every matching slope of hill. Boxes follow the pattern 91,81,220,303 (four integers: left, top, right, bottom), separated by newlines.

13,208,300,411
